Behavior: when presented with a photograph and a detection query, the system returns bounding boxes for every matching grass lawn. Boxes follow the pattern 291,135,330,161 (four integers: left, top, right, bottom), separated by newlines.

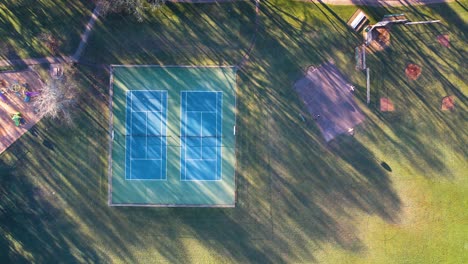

82,2,257,65
0,0,467,263
0,0,93,60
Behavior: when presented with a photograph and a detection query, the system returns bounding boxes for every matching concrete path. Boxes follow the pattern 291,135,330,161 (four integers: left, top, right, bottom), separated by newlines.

300,0,454,6
0,6,100,67
0,0,455,68
167,0,245,2
72,6,100,61
0,56,73,68
169,0,453,5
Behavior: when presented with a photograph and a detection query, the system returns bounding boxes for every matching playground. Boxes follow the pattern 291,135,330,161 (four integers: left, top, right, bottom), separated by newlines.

0,1,466,263
0,70,44,153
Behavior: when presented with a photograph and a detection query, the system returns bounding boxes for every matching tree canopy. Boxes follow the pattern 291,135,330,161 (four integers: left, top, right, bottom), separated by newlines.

97,0,167,21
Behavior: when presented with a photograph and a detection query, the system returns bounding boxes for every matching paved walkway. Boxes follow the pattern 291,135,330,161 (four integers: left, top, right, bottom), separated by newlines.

0,6,100,68
0,0,454,68
0,56,73,68
167,0,245,2
72,6,100,61
300,0,454,6
169,0,453,5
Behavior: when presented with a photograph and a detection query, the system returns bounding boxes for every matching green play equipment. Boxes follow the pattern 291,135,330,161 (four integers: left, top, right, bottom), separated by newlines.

11,112,22,127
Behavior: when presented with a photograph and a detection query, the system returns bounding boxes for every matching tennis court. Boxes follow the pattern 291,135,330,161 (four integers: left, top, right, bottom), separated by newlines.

180,91,223,181
109,66,237,207
126,90,167,180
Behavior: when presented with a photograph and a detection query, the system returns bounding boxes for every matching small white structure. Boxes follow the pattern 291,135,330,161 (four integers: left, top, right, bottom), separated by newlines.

50,64,64,80
347,9,369,32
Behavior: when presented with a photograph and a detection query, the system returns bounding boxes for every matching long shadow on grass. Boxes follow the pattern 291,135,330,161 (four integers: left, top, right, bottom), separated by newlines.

0,0,93,59
82,2,256,66
1,2,465,263
154,2,403,261
363,3,468,178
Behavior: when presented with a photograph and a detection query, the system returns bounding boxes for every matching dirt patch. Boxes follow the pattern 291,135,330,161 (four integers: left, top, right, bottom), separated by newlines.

441,95,455,111
0,69,44,154
437,34,450,48
380,97,395,112
405,63,422,80
368,27,390,52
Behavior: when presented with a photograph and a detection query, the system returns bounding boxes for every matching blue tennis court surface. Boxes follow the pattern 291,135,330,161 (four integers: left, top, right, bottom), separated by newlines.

125,90,167,180
111,66,237,206
181,91,223,181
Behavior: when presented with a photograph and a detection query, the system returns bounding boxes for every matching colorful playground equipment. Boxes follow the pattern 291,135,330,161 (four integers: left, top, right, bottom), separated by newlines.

0,79,40,103
0,91,7,101
11,112,23,126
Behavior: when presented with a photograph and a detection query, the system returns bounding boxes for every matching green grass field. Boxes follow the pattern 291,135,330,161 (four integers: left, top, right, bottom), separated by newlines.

0,0,467,263
0,0,93,60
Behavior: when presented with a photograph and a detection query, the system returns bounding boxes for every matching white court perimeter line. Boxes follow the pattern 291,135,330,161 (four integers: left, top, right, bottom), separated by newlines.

180,91,223,182
126,90,168,181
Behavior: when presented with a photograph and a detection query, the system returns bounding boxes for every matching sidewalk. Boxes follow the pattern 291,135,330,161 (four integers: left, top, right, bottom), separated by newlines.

0,0,455,68
299,0,454,6
72,6,100,61
0,56,73,68
0,6,100,68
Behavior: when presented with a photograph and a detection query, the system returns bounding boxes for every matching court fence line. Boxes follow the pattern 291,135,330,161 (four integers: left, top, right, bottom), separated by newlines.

110,64,237,68
107,66,114,205
108,65,237,206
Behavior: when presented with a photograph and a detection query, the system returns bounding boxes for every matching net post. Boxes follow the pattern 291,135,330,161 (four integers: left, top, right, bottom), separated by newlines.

362,45,366,70
366,67,370,105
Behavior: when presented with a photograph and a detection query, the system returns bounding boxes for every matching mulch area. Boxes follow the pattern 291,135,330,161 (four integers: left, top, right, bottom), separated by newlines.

437,34,450,48
380,97,395,112
441,95,455,111
405,63,422,80
368,27,391,52
0,69,44,154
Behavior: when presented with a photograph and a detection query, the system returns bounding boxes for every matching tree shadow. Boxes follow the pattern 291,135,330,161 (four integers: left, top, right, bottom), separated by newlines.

0,1,465,263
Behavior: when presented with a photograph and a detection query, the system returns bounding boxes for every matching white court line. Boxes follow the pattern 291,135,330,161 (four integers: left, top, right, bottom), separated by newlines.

220,92,223,180
130,158,163,161
186,111,217,113
179,91,224,181
131,110,162,112
126,179,167,181
130,91,133,179
200,112,203,159
145,111,148,159
164,91,168,180
181,179,221,182
125,91,129,180
185,159,217,161
160,92,163,179
126,90,168,181
184,92,188,180
179,91,185,181
216,92,219,180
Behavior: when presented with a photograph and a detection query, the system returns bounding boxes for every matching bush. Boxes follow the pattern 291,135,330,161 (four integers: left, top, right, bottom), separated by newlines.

96,0,166,22
38,32,61,55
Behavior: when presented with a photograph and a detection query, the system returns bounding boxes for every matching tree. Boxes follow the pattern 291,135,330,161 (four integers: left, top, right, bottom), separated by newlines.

34,65,79,125
96,0,166,22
